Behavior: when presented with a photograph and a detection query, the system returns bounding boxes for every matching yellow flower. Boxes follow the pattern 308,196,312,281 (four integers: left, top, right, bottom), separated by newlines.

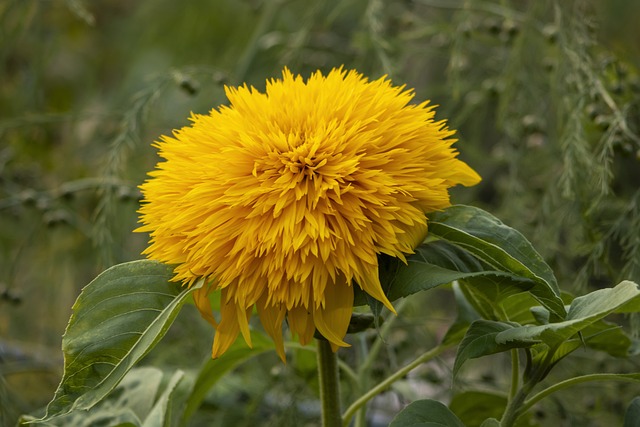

137,67,480,361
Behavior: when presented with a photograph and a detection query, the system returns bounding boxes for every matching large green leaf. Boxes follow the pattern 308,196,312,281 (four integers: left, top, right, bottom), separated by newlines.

428,205,566,320
389,399,465,427
385,241,537,303
496,281,640,350
39,260,197,422
360,240,537,321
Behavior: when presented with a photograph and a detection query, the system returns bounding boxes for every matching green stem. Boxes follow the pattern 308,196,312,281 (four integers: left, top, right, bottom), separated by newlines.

342,343,452,426
317,338,342,427
509,349,519,399
498,387,528,427
521,373,640,415
500,349,556,427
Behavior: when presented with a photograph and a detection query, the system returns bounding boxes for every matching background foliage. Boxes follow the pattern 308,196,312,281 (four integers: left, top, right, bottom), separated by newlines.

1,0,639,426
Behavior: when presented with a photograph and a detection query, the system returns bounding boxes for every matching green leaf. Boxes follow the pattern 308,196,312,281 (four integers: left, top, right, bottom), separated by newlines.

428,205,566,320
581,320,633,357
442,282,480,346
40,260,197,422
389,399,465,427
180,330,275,426
142,370,185,427
28,367,170,426
384,240,538,304
624,397,640,427
496,281,640,350
456,274,537,321
453,320,521,377
449,391,507,427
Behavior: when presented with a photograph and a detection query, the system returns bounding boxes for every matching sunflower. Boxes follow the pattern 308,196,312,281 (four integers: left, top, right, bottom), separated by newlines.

137,67,480,361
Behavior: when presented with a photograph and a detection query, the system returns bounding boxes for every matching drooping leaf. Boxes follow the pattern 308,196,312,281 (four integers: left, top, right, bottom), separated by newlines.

39,260,198,422
389,399,465,427
496,281,640,350
453,320,522,377
428,205,566,320
383,240,538,304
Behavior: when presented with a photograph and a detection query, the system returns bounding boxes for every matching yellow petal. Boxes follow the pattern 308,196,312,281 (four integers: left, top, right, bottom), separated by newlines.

449,161,482,187
313,281,353,351
211,290,241,358
288,305,315,345
193,284,218,329
257,295,287,362
236,303,253,349
358,267,396,314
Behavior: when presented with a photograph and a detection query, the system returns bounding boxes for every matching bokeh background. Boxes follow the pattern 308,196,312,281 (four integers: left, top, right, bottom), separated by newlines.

2,0,639,426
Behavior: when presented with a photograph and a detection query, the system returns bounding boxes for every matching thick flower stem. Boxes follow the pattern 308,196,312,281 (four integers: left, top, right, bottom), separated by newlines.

317,338,342,427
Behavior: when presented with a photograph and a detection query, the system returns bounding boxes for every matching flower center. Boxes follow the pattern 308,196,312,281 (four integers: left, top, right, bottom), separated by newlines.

281,144,328,178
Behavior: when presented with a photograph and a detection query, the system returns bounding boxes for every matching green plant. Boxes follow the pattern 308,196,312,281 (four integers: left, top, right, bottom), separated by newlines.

20,205,640,427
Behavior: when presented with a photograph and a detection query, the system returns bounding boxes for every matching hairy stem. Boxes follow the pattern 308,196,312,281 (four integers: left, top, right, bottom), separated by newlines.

317,339,342,427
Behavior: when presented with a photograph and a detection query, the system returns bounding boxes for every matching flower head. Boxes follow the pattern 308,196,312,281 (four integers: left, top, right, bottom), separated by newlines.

137,67,480,360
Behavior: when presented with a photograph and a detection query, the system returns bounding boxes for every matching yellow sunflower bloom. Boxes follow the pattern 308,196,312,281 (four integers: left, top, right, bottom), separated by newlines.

137,67,480,361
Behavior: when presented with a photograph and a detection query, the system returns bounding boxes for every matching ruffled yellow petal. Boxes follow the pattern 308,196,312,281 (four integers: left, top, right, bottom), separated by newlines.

313,280,354,351
211,290,243,358
137,66,481,360
256,294,287,362
193,284,218,328
287,305,316,346
449,160,482,187
357,266,395,314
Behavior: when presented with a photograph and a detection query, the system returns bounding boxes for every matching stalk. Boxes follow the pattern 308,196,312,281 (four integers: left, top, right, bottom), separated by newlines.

317,338,342,427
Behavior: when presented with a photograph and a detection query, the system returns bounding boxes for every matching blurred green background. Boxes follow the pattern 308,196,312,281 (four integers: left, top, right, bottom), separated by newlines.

1,0,639,426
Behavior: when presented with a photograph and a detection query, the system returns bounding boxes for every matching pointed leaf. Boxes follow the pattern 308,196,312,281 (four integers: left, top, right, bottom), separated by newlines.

389,399,465,427
428,205,566,320
496,281,640,350
453,320,521,377
40,260,198,421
